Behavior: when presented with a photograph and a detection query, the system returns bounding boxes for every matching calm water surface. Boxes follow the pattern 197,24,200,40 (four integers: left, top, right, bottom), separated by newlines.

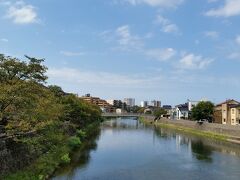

53,118,240,180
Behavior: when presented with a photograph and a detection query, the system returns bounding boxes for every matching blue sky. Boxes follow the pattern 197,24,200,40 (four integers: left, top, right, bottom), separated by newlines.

0,0,240,105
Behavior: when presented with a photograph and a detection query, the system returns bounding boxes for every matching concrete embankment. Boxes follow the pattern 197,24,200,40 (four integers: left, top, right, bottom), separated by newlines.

140,116,240,144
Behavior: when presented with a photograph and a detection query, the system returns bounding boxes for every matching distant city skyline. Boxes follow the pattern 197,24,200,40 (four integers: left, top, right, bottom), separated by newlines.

1,0,240,105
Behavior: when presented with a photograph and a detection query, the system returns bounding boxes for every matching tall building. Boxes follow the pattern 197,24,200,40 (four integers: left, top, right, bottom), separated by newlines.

140,101,148,107
124,98,135,107
149,100,161,107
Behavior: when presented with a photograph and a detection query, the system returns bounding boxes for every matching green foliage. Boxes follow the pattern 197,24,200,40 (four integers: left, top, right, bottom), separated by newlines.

77,129,87,139
60,153,71,164
68,136,82,149
154,108,167,119
0,54,102,179
61,94,102,127
191,101,214,121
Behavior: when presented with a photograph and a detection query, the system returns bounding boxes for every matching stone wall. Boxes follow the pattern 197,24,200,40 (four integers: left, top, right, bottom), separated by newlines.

140,116,240,137
157,118,240,137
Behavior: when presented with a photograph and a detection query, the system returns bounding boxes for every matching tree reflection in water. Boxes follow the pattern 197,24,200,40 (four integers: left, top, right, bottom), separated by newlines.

191,141,212,162
53,126,101,177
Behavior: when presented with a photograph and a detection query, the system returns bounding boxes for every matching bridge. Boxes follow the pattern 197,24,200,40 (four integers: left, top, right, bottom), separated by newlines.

102,113,154,119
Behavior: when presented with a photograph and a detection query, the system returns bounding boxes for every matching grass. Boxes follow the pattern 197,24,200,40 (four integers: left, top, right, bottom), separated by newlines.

140,117,228,141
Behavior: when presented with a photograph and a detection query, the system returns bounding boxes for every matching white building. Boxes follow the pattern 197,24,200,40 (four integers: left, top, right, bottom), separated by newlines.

124,98,135,107
140,101,148,107
187,100,199,111
106,99,114,105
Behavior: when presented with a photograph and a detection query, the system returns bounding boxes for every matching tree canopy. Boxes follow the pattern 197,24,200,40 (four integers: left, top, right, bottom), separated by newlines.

191,101,214,121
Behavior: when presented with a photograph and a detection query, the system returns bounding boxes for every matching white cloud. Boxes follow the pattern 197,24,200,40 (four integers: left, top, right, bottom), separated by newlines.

122,0,184,8
205,0,240,17
60,51,86,57
48,67,158,87
5,1,38,24
204,31,219,39
236,35,240,45
155,15,180,34
146,48,176,61
115,25,143,50
178,53,214,70
0,38,8,42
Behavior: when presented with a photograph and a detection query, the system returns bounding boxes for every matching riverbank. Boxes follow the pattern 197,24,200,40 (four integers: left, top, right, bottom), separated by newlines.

140,116,240,144
2,122,101,180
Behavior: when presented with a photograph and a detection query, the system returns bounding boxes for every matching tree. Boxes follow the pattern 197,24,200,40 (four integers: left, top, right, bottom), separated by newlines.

153,108,167,120
191,101,214,121
0,54,48,125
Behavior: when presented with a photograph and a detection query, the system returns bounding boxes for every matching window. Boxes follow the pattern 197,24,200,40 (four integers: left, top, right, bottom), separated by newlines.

232,109,235,114
232,119,234,124
223,119,226,122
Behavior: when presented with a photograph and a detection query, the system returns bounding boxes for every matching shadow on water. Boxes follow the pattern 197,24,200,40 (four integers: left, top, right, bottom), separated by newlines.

53,126,101,178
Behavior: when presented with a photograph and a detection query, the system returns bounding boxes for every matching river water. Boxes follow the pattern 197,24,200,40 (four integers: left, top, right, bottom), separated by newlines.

53,118,240,180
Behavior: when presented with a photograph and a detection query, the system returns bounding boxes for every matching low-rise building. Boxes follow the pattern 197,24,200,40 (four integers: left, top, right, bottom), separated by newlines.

162,105,172,119
230,104,240,125
174,103,189,120
81,94,114,112
213,99,239,125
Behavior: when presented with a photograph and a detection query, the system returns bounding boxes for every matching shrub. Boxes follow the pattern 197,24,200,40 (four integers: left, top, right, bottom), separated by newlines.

77,130,87,139
68,136,81,149
60,153,71,164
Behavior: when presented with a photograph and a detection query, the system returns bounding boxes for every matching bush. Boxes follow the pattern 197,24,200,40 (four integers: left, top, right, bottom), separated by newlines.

68,136,81,149
77,130,87,139
60,153,71,164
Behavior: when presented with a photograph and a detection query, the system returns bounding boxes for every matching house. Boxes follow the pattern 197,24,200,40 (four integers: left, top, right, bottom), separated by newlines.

162,105,172,119
229,104,240,125
213,99,239,125
174,103,189,120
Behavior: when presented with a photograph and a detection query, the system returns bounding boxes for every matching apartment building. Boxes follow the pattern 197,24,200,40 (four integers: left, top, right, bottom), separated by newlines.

213,99,239,125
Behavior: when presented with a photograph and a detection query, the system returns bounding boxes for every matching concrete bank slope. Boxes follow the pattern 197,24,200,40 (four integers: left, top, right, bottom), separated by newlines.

140,117,240,144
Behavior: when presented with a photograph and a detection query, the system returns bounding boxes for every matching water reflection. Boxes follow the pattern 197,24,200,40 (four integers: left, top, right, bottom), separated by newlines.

191,141,212,162
53,118,240,180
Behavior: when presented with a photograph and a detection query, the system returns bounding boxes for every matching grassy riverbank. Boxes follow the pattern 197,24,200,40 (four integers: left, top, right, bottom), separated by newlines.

3,122,101,180
139,117,228,141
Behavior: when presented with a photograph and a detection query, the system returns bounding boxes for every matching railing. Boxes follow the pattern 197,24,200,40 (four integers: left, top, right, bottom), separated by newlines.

102,113,143,117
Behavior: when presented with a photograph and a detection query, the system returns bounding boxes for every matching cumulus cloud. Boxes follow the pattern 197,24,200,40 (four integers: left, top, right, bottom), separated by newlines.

146,48,176,61
178,53,214,70
155,15,180,34
5,1,38,24
205,0,240,17
121,0,184,8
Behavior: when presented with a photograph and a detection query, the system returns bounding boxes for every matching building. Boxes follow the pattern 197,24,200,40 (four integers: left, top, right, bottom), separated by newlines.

124,98,135,107
187,100,199,111
214,99,239,125
230,104,240,125
162,105,172,119
173,103,189,120
80,94,114,112
140,101,148,108
149,100,161,107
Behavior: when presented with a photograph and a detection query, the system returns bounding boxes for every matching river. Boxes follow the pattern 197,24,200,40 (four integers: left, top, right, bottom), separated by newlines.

52,117,240,180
